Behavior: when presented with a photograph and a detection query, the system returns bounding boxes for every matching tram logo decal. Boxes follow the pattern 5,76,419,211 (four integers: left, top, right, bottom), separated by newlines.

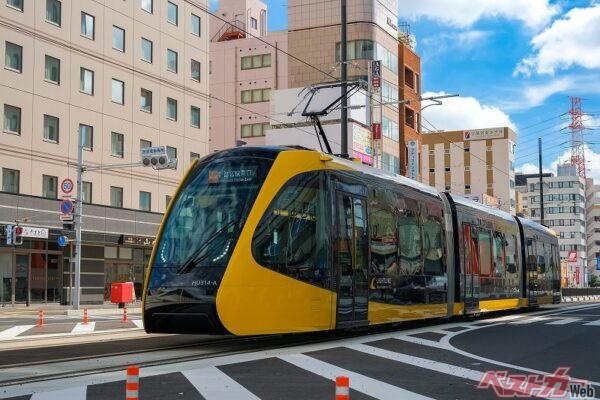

476,367,595,399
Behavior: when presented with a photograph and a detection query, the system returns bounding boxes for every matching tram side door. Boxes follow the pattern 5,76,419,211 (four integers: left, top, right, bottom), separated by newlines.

335,191,369,328
463,225,480,313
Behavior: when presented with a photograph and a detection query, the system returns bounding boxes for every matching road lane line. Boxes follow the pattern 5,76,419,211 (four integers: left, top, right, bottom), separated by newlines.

546,318,581,325
182,367,261,400
394,334,445,349
70,322,96,333
510,316,550,324
279,353,434,400
30,386,87,400
132,319,144,329
0,325,35,340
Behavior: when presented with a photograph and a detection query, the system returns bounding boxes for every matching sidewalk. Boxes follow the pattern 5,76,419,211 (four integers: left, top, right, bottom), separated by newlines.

0,303,142,318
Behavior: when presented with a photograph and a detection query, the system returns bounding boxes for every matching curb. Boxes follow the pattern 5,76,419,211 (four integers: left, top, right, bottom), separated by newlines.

66,307,142,316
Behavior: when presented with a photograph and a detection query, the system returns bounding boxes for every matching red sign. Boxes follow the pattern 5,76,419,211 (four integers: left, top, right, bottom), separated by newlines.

372,123,381,140
61,178,74,194
371,76,381,88
568,250,577,263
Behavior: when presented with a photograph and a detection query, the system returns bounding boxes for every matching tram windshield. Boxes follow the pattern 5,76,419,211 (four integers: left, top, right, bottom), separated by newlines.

149,157,273,290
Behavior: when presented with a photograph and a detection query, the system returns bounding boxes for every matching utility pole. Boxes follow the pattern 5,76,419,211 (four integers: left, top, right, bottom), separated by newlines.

340,0,348,157
539,138,544,226
73,127,83,310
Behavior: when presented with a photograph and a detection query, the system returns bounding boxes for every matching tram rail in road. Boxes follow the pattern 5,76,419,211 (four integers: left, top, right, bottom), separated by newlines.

0,303,588,388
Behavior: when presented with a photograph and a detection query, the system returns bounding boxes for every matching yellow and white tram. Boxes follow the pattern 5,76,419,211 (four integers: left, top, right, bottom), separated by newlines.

142,147,560,335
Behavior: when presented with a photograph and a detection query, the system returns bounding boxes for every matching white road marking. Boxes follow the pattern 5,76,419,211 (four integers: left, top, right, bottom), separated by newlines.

132,319,144,329
510,316,550,324
0,325,35,340
279,353,435,400
182,367,261,400
30,386,87,400
70,322,96,333
546,318,581,325
395,334,443,349
583,319,600,326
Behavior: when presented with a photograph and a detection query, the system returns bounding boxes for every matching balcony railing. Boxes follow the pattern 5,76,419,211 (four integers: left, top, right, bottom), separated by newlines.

212,20,246,42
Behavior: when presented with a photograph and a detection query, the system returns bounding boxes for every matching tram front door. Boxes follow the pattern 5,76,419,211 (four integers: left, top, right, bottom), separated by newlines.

335,190,369,328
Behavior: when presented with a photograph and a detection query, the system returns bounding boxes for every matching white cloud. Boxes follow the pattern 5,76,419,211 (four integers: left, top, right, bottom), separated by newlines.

421,30,492,53
515,5,600,76
517,146,600,183
421,91,516,132
398,0,560,30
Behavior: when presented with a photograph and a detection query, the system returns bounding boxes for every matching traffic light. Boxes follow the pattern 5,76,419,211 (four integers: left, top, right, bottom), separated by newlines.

140,146,178,170
13,225,23,245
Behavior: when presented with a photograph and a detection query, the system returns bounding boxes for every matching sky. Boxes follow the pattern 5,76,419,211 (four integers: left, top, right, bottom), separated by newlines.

211,0,600,181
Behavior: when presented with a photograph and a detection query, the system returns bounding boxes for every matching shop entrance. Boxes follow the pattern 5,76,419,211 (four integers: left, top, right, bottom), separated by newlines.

0,249,63,306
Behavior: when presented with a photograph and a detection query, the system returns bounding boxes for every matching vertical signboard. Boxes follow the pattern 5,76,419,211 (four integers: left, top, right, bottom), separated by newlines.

371,60,381,88
407,140,419,181
369,60,383,169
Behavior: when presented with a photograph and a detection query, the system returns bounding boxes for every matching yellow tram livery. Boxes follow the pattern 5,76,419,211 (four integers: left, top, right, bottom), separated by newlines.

142,147,560,335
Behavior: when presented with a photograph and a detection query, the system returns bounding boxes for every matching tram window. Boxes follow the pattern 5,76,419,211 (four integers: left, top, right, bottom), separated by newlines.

394,211,422,275
369,190,399,276
423,216,443,276
463,224,479,275
536,241,547,273
478,230,492,277
252,172,328,287
505,234,517,274
492,233,506,278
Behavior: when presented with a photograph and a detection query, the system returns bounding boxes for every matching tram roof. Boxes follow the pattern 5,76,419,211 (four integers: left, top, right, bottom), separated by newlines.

449,194,516,224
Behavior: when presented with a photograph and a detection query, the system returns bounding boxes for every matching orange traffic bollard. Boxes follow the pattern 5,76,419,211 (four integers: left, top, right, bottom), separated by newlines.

336,376,349,400
37,309,44,328
125,365,139,400
122,304,128,323
83,307,89,325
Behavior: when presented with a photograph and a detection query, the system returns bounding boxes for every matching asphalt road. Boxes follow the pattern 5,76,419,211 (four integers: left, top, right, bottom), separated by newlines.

2,303,600,400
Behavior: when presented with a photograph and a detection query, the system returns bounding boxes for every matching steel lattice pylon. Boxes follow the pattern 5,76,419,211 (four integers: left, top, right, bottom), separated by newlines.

568,96,586,180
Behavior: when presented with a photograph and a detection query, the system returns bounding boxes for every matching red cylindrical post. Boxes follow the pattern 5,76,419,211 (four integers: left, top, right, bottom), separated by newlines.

38,309,44,328
83,306,89,325
122,303,128,323
336,376,349,400
126,365,139,400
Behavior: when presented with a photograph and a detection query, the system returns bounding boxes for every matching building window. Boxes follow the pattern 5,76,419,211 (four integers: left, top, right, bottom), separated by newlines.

190,152,200,161
429,168,435,173
382,152,399,173
112,26,125,52
79,123,93,150
139,191,151,211
43,114,59,142
3,104,21,134
46,0,61,25
445,185,451,191
111,79,124,104
80,67,94,94
404,67,414,88
405,107,415,129
165,195,172,208
190,106,200,128
6,0,23,11
140,88,152,112
2,168,19,193
445,167,451,172
241,54,271,70
110,186,123,208
166,97,177,120
140,139,152,149
241,88,270,104
251,17,257,29
382,116,399,141
167,49,178,73
191,59,200,82
191,14,200,36
464,147,470,152
167,1,177,25
241,122,270,138
416,73,420,94
140,38,152,63
166,146,177,161
80,12,95,40
42,175,58,199
44,55,60,84
141,0,152,13
82,181,92,204
465,184,471,190
111,132,124,157
5,41,22,72
465,165,470,171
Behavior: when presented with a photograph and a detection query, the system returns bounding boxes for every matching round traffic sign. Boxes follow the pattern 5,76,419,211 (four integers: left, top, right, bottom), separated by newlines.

60,199,74,214
57,235,68,247
61,178,74,194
